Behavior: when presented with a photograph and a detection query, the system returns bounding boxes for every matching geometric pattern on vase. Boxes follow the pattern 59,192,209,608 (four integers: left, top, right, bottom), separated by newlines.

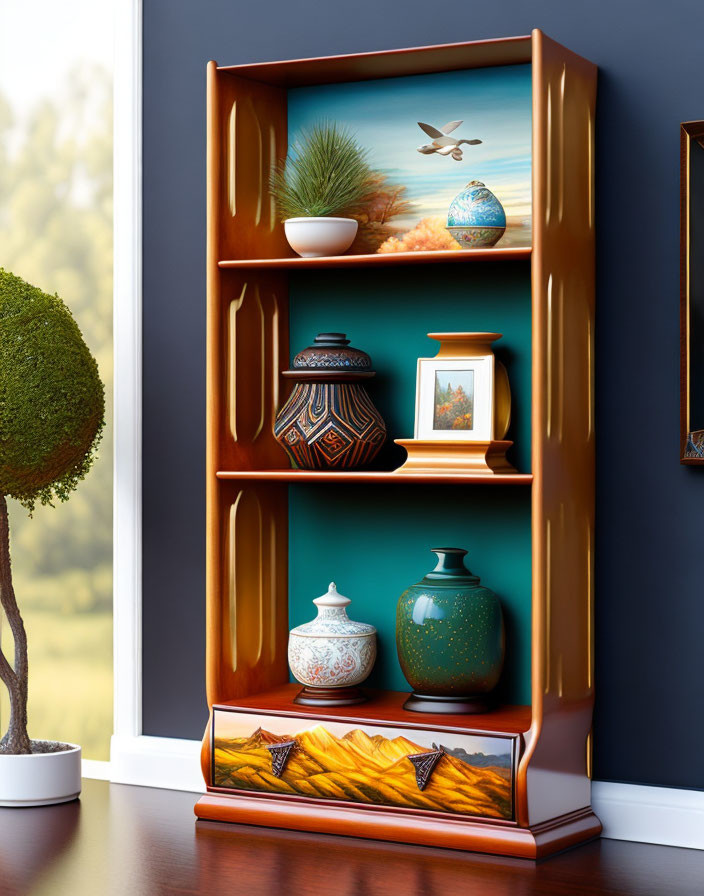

265,740,298,777
274,383,386,469
407,748,445,791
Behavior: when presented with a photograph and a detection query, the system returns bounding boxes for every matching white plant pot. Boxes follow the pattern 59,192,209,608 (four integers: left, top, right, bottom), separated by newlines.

284,217,358,258
0,743,81,807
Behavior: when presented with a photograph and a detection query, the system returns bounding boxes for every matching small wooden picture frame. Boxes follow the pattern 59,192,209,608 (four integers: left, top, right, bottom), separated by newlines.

415,355,495,441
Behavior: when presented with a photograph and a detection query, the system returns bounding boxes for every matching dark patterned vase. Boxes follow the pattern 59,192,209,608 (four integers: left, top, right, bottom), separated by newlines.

274,333,386,469
396,548,505,714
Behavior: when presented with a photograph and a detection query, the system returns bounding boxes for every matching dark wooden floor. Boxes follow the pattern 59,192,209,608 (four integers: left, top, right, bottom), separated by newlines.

0,780,702,895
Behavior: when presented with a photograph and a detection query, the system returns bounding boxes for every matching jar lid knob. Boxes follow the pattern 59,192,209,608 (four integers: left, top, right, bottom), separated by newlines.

313,582,351,609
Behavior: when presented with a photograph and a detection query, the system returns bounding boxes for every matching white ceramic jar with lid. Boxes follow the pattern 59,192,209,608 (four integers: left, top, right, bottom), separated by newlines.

288,582,377,706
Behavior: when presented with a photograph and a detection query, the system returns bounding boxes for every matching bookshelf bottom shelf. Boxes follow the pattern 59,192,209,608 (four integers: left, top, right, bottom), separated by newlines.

196,685,600,856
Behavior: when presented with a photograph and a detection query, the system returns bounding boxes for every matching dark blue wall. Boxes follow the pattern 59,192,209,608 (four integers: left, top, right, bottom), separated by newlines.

142,0,704,790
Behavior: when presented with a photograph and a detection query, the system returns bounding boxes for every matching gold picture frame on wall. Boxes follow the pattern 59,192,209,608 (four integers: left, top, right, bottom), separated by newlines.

681,121,704,463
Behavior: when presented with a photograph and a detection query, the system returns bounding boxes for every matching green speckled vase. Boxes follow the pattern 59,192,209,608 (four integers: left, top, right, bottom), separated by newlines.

396,548,505,714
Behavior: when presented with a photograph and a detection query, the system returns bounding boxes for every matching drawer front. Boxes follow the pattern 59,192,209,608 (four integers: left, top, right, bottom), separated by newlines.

211,708,516,820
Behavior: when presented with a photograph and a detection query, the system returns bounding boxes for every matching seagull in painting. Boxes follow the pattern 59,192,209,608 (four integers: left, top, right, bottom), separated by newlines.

416,120,482,161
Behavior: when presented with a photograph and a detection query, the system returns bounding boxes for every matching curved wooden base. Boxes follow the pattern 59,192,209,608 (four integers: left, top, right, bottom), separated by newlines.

394,440,517,475
194,794,601,860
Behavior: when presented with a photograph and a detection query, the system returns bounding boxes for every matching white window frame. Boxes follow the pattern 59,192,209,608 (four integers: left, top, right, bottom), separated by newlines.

102,1,704,844
109,0,201,792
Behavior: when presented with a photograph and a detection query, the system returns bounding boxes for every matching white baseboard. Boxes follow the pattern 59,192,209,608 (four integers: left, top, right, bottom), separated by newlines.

593,780,704,850
81,758,111,781
109,735,203,793
84,747,704,850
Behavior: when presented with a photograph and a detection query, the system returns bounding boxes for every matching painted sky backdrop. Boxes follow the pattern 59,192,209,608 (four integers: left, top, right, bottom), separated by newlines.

288,65,532,233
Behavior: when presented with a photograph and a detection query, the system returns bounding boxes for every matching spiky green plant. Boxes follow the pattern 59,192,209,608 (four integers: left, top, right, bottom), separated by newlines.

270,121,371,219
0,269,105,754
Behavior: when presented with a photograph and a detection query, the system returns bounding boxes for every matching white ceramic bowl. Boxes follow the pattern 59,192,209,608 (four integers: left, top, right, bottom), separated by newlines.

284,217,358,258
0,742,81,807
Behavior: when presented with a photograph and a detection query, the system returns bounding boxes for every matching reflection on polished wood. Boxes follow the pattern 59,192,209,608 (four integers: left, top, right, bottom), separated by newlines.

0,780,702,895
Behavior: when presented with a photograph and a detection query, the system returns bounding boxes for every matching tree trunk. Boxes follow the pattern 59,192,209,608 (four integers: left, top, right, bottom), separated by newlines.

0,494,31,754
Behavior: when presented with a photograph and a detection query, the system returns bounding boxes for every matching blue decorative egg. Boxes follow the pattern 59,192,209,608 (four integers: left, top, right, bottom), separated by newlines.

447,181,506,248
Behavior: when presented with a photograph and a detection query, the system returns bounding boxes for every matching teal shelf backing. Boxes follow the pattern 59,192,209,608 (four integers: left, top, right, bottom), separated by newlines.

289,262,532,474
289,483,532,706
286,252,533,707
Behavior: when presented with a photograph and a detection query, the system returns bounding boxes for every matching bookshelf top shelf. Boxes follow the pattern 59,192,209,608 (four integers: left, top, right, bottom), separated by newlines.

218,247,531,270
215,35,533,88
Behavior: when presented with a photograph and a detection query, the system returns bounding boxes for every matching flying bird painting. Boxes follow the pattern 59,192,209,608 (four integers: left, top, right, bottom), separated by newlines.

287,64,532,247
416,120,482,161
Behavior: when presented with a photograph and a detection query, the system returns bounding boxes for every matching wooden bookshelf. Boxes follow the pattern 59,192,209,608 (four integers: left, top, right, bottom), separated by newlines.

195,30,599,859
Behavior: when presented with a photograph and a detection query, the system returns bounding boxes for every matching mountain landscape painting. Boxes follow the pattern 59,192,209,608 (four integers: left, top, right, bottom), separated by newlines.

212,711,514,820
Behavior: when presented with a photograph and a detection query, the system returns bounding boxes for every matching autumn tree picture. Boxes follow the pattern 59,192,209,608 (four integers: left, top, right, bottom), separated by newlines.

433,371,475,431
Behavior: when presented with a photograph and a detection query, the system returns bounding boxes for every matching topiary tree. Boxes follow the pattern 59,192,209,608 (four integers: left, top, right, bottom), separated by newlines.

0,269,105,754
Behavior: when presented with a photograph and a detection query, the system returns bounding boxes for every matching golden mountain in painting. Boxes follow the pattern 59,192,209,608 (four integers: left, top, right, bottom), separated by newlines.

213,725,512,819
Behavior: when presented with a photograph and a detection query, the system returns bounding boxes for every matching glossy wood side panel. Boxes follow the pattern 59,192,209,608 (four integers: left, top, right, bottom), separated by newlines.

206,61,225,708
217,36,532,87
219,270,289,471
522,29,597,827
206,481,289,706
207,66,290,707
194,795,600,859
211,67,289,260
200,714,213,787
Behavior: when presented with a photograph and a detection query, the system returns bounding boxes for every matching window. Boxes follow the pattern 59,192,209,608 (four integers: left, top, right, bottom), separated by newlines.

0,0,114,760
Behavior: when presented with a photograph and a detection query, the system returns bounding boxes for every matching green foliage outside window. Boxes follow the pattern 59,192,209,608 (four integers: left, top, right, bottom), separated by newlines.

0,68,113,758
